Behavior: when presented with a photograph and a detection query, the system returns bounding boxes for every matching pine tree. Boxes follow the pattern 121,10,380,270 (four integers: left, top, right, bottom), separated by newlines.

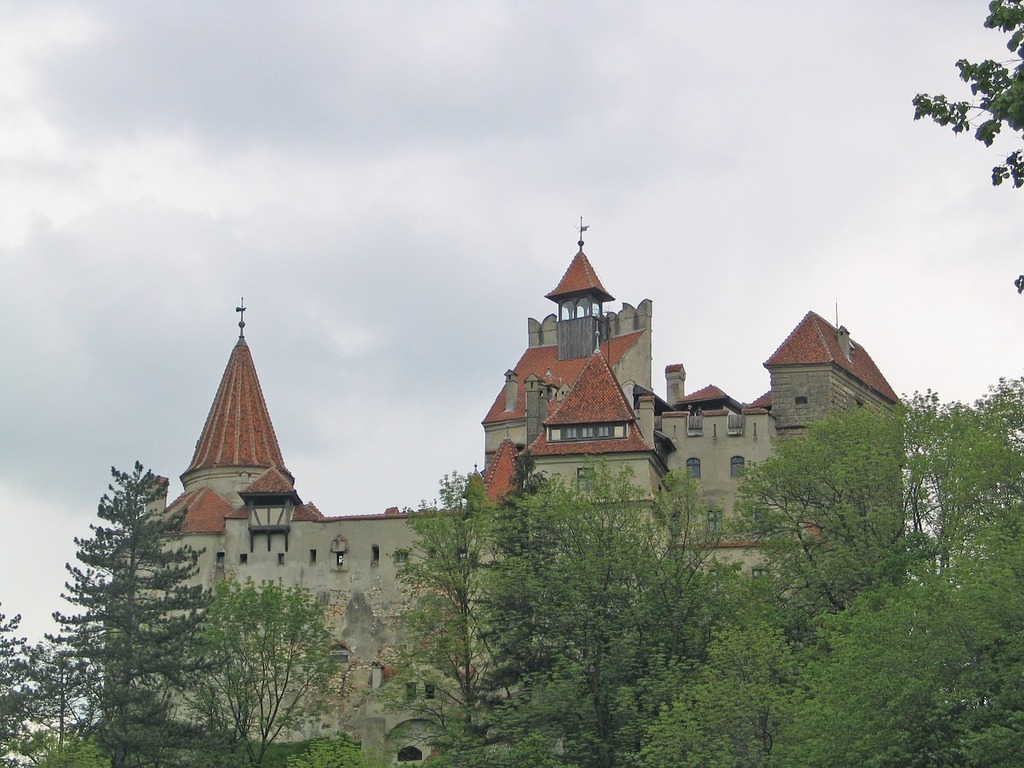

53,462,207,768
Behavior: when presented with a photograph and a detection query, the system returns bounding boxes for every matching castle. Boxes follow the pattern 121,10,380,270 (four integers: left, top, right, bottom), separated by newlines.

156,241,897,764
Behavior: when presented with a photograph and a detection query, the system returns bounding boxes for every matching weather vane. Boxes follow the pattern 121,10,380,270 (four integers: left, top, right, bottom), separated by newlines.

578,216,589,248
236,297,246,338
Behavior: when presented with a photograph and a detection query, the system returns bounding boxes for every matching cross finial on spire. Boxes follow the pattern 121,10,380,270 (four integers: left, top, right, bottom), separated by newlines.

235,298,246,338
578,216,589,249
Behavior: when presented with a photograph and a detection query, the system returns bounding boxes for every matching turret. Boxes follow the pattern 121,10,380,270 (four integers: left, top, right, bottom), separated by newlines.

545,239,615,361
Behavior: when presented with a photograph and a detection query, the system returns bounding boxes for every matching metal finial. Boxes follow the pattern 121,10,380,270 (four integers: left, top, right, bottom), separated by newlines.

578,216,589,249
235,298,246,338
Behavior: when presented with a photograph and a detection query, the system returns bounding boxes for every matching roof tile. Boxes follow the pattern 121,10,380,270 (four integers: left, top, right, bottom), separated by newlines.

764,311,898,402
545,250,615,303
484,439,518,502
184,338,291,478
544,352,637,426
483,330,645,425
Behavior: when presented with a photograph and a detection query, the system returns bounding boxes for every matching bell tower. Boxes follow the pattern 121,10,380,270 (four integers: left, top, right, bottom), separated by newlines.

545,235,615,361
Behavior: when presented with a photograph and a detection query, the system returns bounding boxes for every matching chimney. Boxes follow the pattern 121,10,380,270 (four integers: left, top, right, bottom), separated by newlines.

665,364,686,404
837,326,851,361
504,369,518,412
524,374,548,445
638,395,655,442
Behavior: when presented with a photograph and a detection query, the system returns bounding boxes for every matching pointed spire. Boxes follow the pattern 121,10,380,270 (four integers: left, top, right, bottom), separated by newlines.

182,334,290,484
545,249,614,303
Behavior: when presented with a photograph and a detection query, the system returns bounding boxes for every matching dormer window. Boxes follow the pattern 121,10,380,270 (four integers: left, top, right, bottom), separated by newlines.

248,498,292,531
554,423,624,442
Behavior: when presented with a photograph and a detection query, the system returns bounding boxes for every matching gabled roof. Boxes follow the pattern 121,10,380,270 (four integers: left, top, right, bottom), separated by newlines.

529,426,654,457
240,468,300,501
545,249,615,303
673,384,744,413
764,311,898,403
183,337,291,480
545,351,637,426
165,487,237,534
747,390,773,409
484,439,518,502
483,330,645,425
528,351,655,457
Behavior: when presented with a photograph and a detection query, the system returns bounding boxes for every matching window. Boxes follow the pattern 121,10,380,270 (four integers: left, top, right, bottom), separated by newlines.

686,458,701,478
330,645,350,664
687,411,703,434
394,549,409,564
215,551,225,567
795,396,808,405
336,551,346,568
577,467,594,491
425,683,436,699
596,424,611,438
561,301,573,320
752,567,768,579
707,510,721,533
405,682,417,702
397,746,423,762
239,553,248,565
309,549,317,565
371,545,380,567
731,456,745,477
277,553,285,566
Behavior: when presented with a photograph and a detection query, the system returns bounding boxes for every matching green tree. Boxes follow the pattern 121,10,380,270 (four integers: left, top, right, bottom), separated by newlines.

391,473,495,757
0,608,26,767
638,621,800,768
15,640,95,763
913,0,1024,187
736,407,908,622
53,462,207,768
484,466,723,768
190,580,338,767
284,736,364,768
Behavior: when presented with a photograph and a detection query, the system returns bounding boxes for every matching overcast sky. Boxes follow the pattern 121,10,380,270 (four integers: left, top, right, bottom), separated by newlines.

2,1,1021,641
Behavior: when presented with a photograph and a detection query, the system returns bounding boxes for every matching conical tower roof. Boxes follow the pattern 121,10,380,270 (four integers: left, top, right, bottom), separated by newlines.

182,336,291,482
545,249,614,303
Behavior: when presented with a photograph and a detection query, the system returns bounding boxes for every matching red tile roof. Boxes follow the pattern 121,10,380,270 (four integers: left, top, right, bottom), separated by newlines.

292,501,325,522
545,249,615,303
484,438,518,502
676,384,730,405
240,467,298,497
747,390,773,409
482,330,646,425
529,427,653,457
166,487,237,534
544,352,637,426
528,351,655,457
184,338,291,479
764,311,898,402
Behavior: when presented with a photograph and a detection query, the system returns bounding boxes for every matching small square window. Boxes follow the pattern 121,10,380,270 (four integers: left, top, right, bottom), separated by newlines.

752,567,768,579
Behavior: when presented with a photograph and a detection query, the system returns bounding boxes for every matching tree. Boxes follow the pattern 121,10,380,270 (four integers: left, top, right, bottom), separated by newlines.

389,473,495,759
15,640,95,764
284,736,364,768
914,1,1024,187
0,608,26,767
638,621,800,768
483,466,725,768
190,579,338,767
736,407,908,622
53,462,207,768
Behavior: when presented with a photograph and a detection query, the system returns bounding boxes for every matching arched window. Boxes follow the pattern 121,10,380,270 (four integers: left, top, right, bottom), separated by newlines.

398,746,423,762
561,301,573,320
575,298,590,318
731,456,745,477
686,458,700,479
